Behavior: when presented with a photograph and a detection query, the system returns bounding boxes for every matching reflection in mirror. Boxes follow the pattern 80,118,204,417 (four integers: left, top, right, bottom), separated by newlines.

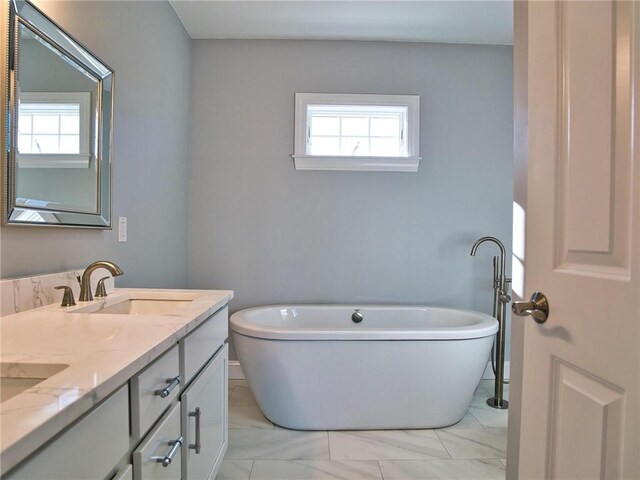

16,23,100,213
5,0,114,227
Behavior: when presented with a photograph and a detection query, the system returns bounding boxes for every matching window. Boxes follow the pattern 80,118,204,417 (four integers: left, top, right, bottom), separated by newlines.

293,93,420,172
17,92,91,168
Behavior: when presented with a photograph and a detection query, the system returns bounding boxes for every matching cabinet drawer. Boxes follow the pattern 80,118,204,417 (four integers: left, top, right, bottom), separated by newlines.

6,386,129,480
180,306,228,385
113,464,133,480
133,403,182,480
131,345,180,439
181,344,228,480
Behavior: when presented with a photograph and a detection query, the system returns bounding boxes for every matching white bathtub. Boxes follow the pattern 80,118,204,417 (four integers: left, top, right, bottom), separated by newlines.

230,305,498,430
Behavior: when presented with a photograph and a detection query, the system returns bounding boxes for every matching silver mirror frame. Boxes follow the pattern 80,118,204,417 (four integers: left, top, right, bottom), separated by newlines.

3,0,114,228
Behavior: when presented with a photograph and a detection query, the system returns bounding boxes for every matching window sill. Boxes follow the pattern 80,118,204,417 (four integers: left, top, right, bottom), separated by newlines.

292,155,421,172
17,154,91,169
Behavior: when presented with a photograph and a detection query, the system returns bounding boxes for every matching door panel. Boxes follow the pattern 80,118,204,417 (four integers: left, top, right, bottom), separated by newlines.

555,1,635,276
515,1,640,478
548,358,625,479
561,1,614,254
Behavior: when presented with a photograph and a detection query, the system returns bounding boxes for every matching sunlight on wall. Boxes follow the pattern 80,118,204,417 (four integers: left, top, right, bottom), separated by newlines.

512,201,526,298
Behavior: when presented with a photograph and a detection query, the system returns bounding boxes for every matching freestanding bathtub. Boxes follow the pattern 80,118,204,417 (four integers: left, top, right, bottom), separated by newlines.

230,305,498,430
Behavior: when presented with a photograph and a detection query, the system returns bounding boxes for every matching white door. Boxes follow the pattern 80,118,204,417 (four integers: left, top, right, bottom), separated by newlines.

514,1,640,478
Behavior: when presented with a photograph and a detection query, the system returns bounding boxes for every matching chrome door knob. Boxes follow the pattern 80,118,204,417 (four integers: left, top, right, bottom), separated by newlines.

512,291,549,324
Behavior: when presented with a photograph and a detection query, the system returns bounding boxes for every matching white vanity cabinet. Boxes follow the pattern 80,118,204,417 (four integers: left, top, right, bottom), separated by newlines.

181,344,228,480
133,403,183,480
131,345,181,440
181,307,228,385
5,386,130,480
129,306,229,480
3,302,231,480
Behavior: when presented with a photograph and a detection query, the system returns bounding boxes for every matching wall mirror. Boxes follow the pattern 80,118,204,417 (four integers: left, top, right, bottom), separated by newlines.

4,0,114,227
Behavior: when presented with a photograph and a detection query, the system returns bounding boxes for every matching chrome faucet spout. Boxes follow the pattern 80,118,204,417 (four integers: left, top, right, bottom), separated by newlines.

79,260,123,302
470,236,507,286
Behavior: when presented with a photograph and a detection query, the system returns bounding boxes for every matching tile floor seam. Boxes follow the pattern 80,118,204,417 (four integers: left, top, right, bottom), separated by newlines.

468,408,484,428
247,459,255,480
327,430,332,460
437,429,507,460
433,429,453,460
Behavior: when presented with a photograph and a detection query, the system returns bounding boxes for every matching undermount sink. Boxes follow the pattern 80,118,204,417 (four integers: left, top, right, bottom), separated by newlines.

93,299,191,315
1,362,69,403
71,298,194,316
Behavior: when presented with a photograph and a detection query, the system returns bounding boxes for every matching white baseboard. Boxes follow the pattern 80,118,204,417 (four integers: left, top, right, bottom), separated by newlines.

229,360,245,379
230,359,507,382
482,360,510,380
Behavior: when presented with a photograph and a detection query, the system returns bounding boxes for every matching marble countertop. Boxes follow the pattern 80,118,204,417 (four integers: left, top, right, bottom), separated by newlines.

0,288,233,475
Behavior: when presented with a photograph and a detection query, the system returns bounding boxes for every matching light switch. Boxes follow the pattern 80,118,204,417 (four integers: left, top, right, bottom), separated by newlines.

118,217,127,242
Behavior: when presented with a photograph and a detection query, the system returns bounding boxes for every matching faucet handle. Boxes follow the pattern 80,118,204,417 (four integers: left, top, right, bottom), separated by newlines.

94,276,110,298
55,286,76,307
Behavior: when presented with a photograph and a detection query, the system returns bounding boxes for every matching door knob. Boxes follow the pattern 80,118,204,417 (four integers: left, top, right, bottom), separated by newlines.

512,291,549,324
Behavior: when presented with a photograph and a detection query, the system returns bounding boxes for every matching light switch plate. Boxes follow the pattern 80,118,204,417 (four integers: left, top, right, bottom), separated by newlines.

118,217,127,242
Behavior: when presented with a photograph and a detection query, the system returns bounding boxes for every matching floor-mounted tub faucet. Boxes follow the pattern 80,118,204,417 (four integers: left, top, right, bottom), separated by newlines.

78,260,124,302
471,236,511,410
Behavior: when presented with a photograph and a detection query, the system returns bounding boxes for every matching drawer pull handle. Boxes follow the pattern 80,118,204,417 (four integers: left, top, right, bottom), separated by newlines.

155,376,180,398
189,407,202,454
155,435,183,467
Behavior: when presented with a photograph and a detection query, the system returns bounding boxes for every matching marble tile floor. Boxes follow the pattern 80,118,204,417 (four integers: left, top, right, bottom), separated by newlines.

219,379,508,480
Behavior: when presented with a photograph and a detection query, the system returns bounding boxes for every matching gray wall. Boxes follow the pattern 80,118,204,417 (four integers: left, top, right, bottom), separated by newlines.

188,39,514,356
1,1,191,288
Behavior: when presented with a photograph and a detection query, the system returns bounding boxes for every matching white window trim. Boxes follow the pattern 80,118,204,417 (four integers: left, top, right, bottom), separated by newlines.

17,91,92,169
293,93,421,172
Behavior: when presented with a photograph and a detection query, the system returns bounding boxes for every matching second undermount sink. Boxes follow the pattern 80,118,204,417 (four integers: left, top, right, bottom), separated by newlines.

1,362,69,403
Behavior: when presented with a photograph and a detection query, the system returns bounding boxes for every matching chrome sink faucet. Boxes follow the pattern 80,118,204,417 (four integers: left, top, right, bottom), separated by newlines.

78,260,124,302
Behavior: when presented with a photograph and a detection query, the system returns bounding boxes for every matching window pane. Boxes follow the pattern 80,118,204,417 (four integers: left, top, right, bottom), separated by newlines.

311,116,339,136
341,137,370,156
341,117,368,136
32,135,59,153
371,138,402,157
310,137,340,155
18,134,32,153
18,115,32,134
60,115,80,134
59,135,80,154
33,115,59,134
371,117,400,137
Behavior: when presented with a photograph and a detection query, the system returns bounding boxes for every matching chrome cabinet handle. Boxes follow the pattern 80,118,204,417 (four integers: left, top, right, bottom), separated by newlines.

512,291,549,324
189,407,202,454
155,435,183,467
155,376,180,398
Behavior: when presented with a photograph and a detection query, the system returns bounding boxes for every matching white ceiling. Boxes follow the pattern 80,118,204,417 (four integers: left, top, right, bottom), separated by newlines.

170,1,513,45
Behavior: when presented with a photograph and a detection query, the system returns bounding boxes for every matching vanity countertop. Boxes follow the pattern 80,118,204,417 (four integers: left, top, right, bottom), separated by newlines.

0,288,233,475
